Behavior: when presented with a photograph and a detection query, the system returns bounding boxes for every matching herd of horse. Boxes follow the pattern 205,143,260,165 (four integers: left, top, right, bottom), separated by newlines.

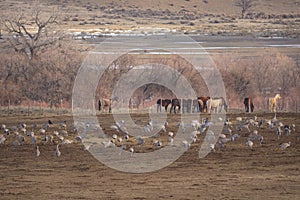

97,94,282,114
156,97,227,114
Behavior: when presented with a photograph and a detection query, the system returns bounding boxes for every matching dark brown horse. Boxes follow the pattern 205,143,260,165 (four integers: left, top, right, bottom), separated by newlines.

157,99,172,112
197,96,211,113
170,98,181,114
244,98,254,113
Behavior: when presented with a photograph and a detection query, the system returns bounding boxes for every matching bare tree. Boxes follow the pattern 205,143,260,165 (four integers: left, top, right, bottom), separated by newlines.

1,5,63,60
236,0,256,19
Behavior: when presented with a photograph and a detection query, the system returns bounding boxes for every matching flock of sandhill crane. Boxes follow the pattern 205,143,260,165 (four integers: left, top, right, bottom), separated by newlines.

0,113,298,158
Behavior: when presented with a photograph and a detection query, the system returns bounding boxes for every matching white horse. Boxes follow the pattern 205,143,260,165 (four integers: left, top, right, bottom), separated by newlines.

207,97,227,113
268,94,281,112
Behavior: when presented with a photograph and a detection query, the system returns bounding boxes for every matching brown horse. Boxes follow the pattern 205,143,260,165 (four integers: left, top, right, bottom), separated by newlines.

197,96,210,113
157,99,172,112
268,94,281,112
98,98,112,113
244,98,254,113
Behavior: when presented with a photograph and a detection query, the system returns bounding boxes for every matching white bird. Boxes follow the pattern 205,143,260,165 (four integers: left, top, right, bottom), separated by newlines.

276,127,282,140
59,130,68,136
161,125,166,132
0,124,6,130
124,134,129,141
246,140,254,149
219,133,226,139
110,125,119,132
36,146,40,157
190,131,199,139
117,137,123,143
209,144,215,152
48,135,54,144
112,134,118,140
4,129,9,136
279,142,291,150
182,140,190,149
253,130,258,136
62,139,73,144
0,134,6,144
75,135,82,142
53,131,59,136
242,124,251,133
39,128,46,134
129,147,134,157
55,144,61,157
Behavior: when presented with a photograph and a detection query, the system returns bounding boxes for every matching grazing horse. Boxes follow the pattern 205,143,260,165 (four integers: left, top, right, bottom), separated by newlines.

207,97,227,113
157,99,172,112
98,98,112,113
170,98,181,114
197,96,211,112
268,94,281,112
244,98,254,113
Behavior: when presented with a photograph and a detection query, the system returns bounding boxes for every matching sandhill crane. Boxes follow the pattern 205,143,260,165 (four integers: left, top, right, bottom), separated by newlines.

55,144,61,157
161,124,166,132
75,135,82,143
246,139,254,150
0,134,6,144
31,135,37,145
284,125,291,136
182,140,190,149
257,135,264,145
231,133,239,142
136,136,145,145
279,142,291,150
124,134,129,141
129,147,134,157
209,144,215,152
110,125,119,132
276,126,282,140
59,121,67,129
36,146,40,157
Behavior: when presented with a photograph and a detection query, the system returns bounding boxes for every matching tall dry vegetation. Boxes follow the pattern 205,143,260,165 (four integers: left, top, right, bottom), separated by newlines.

214,49,300,110
0,5,83,107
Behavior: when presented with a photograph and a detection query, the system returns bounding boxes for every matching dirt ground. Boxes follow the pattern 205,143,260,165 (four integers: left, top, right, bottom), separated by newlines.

0,111,299,200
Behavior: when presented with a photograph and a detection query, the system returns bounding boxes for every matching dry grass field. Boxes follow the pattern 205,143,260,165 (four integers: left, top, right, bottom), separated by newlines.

0,111,299,199
0,1,299,199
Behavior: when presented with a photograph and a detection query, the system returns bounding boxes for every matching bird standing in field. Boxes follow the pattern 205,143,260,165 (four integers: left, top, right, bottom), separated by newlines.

246,140,254,150
36,146,40,157
55,144,61,157
279,142,291,150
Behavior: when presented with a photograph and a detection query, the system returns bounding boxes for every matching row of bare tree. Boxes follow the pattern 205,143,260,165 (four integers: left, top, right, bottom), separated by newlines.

0,5,299,111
